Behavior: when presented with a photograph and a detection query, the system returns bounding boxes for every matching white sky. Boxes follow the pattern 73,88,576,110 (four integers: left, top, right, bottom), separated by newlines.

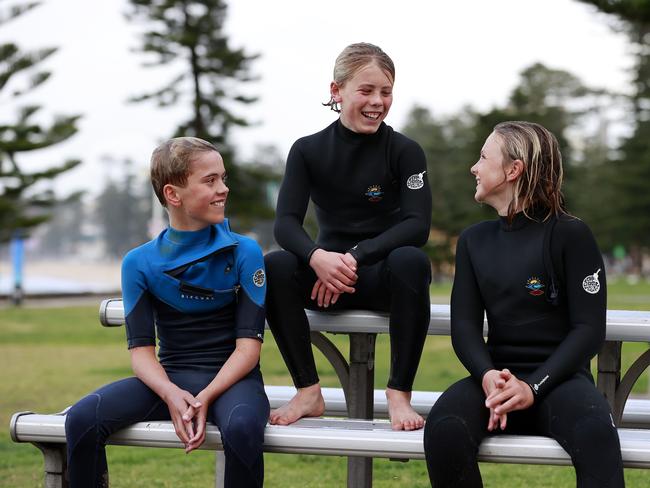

0,0,632,197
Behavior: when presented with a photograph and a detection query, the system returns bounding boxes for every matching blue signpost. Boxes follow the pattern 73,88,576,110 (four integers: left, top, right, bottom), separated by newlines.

10,234,24,305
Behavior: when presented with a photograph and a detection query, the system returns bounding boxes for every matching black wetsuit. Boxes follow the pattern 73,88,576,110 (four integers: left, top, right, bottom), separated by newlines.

266,119,432,390
424,212,624,487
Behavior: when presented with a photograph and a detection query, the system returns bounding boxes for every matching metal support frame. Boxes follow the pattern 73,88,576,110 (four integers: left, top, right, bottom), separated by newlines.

310,331,376,488
32,442,68,488
597,341,622,422
614,348,650,425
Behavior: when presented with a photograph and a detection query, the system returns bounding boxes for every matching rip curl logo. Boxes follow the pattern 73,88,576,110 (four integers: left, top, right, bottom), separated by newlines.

582,268,601,294
365,184,383,202
406,171,426,190
532,375,549,393
252,269,265,287
525,277,545,296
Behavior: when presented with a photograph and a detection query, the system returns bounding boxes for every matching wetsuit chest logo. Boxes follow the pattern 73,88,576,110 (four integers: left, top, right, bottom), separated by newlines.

365,184,383,202
525,277,545,296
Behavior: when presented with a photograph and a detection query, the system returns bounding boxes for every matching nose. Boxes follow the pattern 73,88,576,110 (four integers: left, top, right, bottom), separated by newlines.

470,162,479,175
217,179,229,194
369,91,382,106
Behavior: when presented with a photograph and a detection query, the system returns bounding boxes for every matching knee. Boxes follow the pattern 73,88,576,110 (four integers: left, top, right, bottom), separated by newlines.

424,414,477,459
65,394,103,447
264,250,299,285
386,247,431,284
221,404,266,461
572,415,620,454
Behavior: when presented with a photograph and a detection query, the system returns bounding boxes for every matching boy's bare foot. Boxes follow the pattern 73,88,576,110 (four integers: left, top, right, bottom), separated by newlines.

269,384,325,425
386,388,424,431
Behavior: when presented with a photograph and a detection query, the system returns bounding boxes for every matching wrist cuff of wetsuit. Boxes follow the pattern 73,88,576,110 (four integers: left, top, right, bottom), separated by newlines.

527,382,538,396
347,246,360,262
307,246,320,263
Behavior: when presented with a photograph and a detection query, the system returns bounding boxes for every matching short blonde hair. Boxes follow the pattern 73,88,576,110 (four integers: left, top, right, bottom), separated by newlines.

493,121,566,222
323,42,395,112
150,137,218,206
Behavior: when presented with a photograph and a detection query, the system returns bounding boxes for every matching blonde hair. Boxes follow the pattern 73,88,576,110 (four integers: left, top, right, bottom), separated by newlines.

323,42,395,112
150,137,218,206
493,121,567,222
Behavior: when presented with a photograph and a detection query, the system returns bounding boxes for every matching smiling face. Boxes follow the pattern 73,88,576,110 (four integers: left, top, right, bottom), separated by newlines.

470,132,513,214
331,61,393,134
165,150,229,230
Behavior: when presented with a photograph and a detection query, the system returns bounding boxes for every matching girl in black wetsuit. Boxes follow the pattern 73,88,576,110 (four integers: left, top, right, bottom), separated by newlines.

265,42,432,430
424,122,624,486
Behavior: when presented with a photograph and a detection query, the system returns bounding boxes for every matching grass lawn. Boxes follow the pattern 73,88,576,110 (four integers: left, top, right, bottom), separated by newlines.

1,280,649,487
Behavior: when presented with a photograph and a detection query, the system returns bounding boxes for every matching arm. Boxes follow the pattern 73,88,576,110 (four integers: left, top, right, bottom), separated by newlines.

348,140,432,266
121,250,199,447
523,219,607,401
450,231,494,381
274,142,319,262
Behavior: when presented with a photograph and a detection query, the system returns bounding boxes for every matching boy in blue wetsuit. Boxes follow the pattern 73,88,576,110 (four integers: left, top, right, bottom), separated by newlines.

65,137,269,488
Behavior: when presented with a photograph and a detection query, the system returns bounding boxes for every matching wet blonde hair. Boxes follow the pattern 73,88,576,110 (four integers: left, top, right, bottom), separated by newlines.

150,137,219,206
493,121,567,223
323,42,395,112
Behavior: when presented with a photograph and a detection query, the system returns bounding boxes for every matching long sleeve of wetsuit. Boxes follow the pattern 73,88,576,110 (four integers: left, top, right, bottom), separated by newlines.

525,219,607,400
273,142,319,263
348,141,432,266
450,231,494,382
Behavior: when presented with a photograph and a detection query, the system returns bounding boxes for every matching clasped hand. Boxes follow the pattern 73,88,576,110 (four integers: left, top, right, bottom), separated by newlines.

482,369,534,431
309,249,358,307
164,386,208,453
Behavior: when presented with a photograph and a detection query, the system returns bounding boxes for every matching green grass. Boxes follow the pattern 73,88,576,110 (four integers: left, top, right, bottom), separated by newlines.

1,280,649,487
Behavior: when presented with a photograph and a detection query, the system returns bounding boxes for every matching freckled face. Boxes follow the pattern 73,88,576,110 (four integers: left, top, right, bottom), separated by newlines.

332,62,393,134
173,151,229,230
470,132,510,210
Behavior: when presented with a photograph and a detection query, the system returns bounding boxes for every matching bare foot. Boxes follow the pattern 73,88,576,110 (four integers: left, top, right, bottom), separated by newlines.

386,388,424,431
269,384,325,425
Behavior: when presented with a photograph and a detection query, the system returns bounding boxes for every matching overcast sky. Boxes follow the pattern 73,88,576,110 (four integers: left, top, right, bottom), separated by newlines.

1,0,632,196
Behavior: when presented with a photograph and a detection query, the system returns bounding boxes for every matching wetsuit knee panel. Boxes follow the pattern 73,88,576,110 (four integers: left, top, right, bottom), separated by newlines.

386,246,431,284
264,250,300,282
221,404,266,459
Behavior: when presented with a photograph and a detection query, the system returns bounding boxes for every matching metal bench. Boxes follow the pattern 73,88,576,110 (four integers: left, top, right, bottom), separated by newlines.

11,411,650,487
10,300,650,488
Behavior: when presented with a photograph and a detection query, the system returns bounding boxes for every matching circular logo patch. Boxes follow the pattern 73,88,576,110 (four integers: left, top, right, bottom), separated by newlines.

406,171,426,190
582,268,601,294
253,269,265,287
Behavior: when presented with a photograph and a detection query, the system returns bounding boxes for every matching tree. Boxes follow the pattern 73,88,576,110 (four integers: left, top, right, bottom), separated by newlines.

0,1,82,242
577,0,650,272
95,158,152,259
126,0,276,225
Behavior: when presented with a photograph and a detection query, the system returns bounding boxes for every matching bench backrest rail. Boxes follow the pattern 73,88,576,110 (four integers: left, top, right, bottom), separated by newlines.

100,299,650,341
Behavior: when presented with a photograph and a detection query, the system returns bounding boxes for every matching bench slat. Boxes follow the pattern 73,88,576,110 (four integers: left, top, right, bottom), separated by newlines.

11,413,650,468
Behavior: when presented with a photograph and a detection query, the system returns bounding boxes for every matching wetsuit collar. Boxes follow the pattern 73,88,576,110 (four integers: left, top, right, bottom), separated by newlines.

335,118,385,143
163,219,236,247
499,207,548,231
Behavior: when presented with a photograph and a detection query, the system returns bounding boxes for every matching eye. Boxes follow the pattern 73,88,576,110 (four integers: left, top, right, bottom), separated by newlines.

359,89,371,95
222,173,228,183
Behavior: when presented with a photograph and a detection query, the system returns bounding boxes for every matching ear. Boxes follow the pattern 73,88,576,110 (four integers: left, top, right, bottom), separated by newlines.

505,159,524,182
163,184,182,208
330,81,342,103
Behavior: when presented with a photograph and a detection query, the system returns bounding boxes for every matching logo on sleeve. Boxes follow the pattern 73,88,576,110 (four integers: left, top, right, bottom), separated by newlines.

406,171,426,190
364,184,383,202
582,268,601,294
525,277,545,296
252,269,265,287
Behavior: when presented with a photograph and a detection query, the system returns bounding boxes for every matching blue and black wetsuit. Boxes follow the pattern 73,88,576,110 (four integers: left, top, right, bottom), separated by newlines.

266,119,432,391
424,212,624,487
65,220,269,488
